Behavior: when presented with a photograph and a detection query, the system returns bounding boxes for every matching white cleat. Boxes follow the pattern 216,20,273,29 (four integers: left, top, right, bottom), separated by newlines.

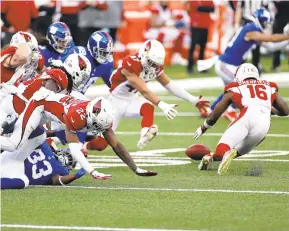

198,154,213,170
218,149,237,175
137,125,158,150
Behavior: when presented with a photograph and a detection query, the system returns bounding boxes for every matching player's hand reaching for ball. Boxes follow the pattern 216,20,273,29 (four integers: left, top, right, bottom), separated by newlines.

157,101,178,120
193,125,208,140
195,96,211,118
90,170,112,180
135,167,158,177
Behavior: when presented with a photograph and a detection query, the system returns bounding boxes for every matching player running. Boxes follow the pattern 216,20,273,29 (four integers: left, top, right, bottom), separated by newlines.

103,39,209,150
193,63,289,175
197,8,289,121
1,141,86,189
0,92,157,179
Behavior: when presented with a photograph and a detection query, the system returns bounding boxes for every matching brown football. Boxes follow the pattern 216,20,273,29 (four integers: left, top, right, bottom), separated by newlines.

185,144,211,160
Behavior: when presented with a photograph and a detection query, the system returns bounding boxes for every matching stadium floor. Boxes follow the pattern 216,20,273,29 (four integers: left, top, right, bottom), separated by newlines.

2,71,289,231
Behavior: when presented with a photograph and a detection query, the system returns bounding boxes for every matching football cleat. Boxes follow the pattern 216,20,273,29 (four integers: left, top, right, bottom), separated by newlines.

198,154,213,170
218,149,237,175
137,125,158,150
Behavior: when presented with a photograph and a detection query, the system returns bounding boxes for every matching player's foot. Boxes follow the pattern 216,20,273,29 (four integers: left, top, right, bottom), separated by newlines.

198,154,213,170
223,111,238,122
217,149,237,175
137,125,158,149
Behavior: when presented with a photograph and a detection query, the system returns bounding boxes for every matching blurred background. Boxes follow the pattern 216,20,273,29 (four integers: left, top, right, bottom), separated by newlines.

1,0,289,76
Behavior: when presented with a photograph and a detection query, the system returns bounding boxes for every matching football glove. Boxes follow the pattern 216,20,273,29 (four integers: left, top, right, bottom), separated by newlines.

195,96,211,117
90,170,112,180
135,168,158,177
158,101,178,120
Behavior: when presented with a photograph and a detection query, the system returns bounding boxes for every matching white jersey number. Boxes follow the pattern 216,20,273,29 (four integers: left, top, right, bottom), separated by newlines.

28,150,53,179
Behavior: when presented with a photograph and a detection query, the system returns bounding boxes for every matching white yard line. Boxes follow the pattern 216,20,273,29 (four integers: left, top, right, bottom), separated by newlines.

115,131,289,138
35,185,289,195
85,73,289,98
153,112,289,118
0,225,199,231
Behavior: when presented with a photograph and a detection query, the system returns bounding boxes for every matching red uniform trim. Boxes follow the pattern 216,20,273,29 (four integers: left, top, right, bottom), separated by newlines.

229,107,248,128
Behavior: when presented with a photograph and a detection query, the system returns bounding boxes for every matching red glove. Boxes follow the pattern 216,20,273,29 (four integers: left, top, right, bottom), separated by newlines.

195,96,211,118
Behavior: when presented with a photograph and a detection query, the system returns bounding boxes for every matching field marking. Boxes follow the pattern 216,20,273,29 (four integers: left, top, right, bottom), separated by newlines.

0,224,199,231
115,131,289,138
153,112,289,118
36,185,289,195
159,96,289,102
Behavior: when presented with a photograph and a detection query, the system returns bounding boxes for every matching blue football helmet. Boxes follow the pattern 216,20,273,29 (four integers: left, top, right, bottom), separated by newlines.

46,22,72,54
252,8,273,30
87,31,114,64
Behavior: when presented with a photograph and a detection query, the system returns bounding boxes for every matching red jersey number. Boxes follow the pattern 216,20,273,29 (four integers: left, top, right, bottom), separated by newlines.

247,85,268,100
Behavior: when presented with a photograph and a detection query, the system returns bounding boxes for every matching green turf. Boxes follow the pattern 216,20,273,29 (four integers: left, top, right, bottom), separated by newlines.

2,86,289,231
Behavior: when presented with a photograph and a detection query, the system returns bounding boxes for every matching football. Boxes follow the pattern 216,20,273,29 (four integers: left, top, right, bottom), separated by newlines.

185,144,211,160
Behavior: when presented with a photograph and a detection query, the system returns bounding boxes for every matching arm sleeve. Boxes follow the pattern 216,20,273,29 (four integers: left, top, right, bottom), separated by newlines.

261,41,289,52
164,81,199,105
68,143,94,173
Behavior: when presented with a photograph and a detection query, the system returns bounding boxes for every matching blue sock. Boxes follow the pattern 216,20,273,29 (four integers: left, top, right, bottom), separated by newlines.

1,178,26,189
77,132,87,144
211,94,224,110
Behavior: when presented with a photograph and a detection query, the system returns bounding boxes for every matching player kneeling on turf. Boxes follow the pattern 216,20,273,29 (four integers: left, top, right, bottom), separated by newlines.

193,63,289,175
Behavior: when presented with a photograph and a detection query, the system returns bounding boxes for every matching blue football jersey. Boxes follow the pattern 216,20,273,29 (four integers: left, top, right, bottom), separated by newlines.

39,41,75,67
219,23,262,66
63,46,113,93
24,142,69,185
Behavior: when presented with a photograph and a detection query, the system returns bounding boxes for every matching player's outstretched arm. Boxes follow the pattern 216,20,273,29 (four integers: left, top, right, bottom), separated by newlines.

65,128,111,180
51,168,86,186
103,129,158,176
273,93,289,116
156,72,211,115
194,92,232,139
245,31,289,43
122,68,178,120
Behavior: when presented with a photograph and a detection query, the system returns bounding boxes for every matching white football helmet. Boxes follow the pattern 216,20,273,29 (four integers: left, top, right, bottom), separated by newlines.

138,39,165,79
63,54,91,89
86,97,113,135
234,63,260,82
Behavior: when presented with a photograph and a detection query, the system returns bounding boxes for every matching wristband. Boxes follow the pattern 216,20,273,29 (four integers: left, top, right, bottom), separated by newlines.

157,101,167,110
58,176,65,186
203,120,213,129
75,168,86,179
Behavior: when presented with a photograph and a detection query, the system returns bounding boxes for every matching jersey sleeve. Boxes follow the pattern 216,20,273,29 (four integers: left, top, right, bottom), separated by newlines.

64,107,87,133
224,82,239,93
122,56,143,76
269,82,278,92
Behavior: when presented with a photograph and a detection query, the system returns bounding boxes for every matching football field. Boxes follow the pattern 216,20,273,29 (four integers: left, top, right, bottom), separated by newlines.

2,74,289,231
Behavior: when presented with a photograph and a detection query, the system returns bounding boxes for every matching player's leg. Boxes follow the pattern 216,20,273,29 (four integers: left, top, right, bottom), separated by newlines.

199,110,249,173
0,101,44,152
0,153,29,189
235,115,271,156
123,97,157,149
213,60,238,121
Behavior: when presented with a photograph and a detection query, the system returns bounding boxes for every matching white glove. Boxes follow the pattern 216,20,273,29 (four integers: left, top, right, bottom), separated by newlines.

90,170,112,180
283,23,289,34
51,59,64,68
193,126,205,139
158,101,178,120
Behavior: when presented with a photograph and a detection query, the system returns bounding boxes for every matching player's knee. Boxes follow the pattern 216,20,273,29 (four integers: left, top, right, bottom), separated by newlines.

140,103,154,116
214,143,231,161
87,137,108,151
